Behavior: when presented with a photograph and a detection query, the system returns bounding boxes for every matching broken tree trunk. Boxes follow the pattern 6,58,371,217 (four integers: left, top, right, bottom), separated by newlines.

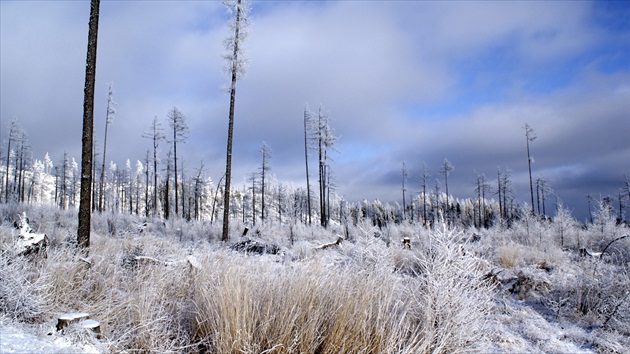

316,236,343,250
14,212,47,257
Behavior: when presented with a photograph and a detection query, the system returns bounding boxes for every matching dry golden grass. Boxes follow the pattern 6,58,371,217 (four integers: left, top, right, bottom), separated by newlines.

191,254,418,353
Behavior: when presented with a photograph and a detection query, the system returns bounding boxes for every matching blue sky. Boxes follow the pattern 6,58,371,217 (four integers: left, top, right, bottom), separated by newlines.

1,0,629,221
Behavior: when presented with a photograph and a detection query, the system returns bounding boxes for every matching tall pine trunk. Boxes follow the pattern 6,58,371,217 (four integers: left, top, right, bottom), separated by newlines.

78,0,100,250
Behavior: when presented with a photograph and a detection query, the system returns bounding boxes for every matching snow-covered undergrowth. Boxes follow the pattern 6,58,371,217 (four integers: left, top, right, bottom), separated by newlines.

1,204,628,353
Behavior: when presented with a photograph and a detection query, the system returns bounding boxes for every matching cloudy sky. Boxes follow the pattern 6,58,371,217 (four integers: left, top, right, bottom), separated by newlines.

1,0,629,221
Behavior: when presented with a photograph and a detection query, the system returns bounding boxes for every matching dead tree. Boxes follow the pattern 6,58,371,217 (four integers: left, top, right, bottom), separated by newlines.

98,83,115,212
259,141,272,221
143,116,164,216
166,107,188,217
221,0,250,241
524,123,537,215
77,0,100,250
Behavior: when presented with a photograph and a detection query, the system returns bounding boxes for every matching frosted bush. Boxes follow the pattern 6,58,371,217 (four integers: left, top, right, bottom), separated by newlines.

0,254,52,322
404,225,495,353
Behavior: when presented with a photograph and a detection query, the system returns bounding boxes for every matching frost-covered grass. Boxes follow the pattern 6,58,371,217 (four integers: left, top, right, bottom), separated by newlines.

1,205,495,353
1,203,628,353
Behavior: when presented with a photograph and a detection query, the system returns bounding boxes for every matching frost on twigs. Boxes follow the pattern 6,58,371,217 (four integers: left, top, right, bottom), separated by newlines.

221,0,250,81
406,225,495,353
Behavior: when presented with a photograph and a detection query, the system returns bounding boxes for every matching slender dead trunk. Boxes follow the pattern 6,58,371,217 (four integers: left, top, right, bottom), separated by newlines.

77,0,100,250
303,108,312,225
222,0,243,242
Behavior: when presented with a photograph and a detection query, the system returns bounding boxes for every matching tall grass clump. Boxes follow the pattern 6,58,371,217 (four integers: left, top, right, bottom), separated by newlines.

192,253,413,353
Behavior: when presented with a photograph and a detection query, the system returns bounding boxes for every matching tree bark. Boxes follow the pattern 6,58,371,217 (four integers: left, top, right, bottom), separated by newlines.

78,0,100,250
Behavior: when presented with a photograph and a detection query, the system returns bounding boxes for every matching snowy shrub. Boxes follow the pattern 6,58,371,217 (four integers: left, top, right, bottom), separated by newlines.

0,253,52,322
403,226,495,353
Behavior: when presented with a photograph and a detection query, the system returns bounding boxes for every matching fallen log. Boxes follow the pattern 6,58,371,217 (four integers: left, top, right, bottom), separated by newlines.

14,212,47,257
231,238,281,255
316,236,344,250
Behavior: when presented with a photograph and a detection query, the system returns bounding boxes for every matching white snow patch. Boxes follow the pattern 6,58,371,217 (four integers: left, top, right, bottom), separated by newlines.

484,296,596,353
0,323,102,354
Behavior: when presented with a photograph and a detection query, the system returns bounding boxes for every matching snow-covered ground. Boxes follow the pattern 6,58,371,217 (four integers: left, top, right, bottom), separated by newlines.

1,205,628,353
486,296,595,353
0,320,102,354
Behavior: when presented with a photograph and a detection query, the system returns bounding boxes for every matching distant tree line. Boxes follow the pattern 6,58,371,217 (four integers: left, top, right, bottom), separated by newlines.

2,118,629,231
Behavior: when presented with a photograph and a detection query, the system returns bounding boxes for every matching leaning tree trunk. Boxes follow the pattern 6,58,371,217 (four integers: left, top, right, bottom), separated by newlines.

78,0,100,250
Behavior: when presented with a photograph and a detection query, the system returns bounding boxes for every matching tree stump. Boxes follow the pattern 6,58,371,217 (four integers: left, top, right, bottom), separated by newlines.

79,319,101,338
56,313,90,331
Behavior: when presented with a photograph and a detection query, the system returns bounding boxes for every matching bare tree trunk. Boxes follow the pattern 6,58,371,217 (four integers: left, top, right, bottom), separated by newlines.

440,159,454,225
166,107,188,217
78,0,100,250
420,163,429,227
144,150,150,217
402,162,407,220
536,178,540,215
153,128,159,216
303,108,312,225
4,124,13,203
524,123,537,215
164,149,171,219
143,117,162,216
318,108,326,227
98,84,114,212
222,0,245,242
211,174,224,225
260,141,271,222
497,167,502,221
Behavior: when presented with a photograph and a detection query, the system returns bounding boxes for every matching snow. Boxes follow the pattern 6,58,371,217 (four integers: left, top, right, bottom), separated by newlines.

78,319,100,329
485,294,597,353
0,323,100,354
58,313,90,321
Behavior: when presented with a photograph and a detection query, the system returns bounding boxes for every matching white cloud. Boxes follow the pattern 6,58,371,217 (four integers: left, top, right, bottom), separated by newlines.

0,0,627,221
